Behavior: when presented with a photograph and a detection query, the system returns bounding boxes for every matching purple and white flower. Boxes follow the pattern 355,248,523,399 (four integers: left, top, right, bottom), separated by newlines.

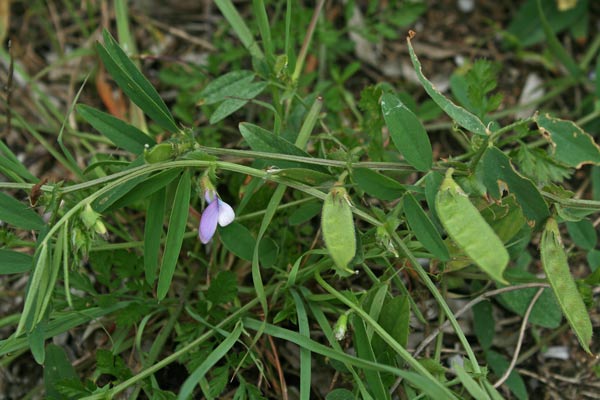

198,189,235,244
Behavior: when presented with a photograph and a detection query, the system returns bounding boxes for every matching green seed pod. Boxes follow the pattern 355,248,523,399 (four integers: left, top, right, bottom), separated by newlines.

541,218,592,353
435,169,509,283
144,143,176,163
322,187,356,276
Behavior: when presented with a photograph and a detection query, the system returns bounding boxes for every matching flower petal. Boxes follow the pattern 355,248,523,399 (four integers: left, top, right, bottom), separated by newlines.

199,200,219,244
217,199,235,227
204,189,216,203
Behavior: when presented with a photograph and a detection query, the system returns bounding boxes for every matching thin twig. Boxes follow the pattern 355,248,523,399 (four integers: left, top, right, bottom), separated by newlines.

267,335,289,400
494,287,544,388
412,282,549,358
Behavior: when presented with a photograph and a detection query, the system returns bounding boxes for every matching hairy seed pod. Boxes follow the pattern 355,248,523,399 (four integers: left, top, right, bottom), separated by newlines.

322,187,356,276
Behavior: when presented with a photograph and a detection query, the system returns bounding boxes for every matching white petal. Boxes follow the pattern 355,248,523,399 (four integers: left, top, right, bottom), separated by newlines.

217,200,235,226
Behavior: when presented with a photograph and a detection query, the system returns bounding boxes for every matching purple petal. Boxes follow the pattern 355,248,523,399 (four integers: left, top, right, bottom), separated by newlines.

199,200,219,243
217,200,235,227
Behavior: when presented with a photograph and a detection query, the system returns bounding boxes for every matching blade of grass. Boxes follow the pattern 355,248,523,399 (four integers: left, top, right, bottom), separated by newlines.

214,0,264,60
290,289,311,400
144,187,166,285
253,0,273,62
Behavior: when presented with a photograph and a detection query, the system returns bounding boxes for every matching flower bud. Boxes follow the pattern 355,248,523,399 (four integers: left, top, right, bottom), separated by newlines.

333,313,348,341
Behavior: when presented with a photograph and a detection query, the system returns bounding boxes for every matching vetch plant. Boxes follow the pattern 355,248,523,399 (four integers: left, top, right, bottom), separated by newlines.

0,2,599,399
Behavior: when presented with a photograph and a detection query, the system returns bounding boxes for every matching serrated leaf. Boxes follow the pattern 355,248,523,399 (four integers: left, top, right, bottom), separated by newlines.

157,170,191,300
541,218,593,353
97,29,178,133
478,146,549,227
353,168,404,201
207,271,238,304
403,193,449,261
407,35,488,136
381,93,432,171
77,104,155,154
0,192,45,230
536,113,600,168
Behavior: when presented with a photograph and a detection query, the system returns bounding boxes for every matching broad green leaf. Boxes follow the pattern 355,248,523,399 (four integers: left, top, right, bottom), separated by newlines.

198,70,254,104
239,123,327,172
372,295,410,358
209,81,267,124
351,316,390,400
157,169,191,300
480,195,527,243
541,218,593,353
177,322,243,400
566,219,597,250
353,168,405,201
144,188,166,285
479,146,549,228
452,362,491,400
0,249,33,274
44,344,79,400
403,193,450,261
219,222,277,266
498,283,561,328
322,187,356,276
28,323,46,364
485,350,529,400
0,192,45,230
536,113,600,168
77,104,155,154
406,35,488,136
435,169,509,283
97,29,178,133
381,93,432,171
289,202,322,226
326,389,355,400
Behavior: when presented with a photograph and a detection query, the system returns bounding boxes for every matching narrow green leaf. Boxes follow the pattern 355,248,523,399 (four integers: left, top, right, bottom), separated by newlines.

536,0,582,79
214,0,264,59
144,188,166,285
157,169,191,300
244,318,457,399
177,322,243,400
208,81,267,124
77,104,155,154
322,187,356,276
403,193,450,261
352,316,390,400
353,168,405,201
485,350,529,400
453,362,491,400
93,173,148,213
536,113,600,168
436,169,509,283
239,123,326,172
473,300,495,350
541,218,593,353
478,146,549,227
407,35,488,136
108,169,180,211
289,201,321,226
291,290,312,400
16,244,48,336
97,29,178,133
0,249,33,274
272,168,333,186
28,322,46,364
0,192,45,230
0,143,39,182
381,93,432,171
198,70,254,104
